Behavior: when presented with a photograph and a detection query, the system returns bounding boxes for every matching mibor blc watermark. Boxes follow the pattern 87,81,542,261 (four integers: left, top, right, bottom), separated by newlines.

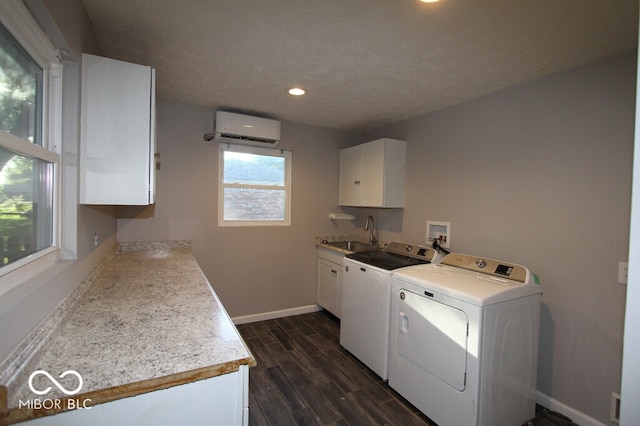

19,370,92,410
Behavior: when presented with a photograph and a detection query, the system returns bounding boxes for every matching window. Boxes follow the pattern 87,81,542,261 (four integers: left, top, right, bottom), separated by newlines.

0,23,42,144
219,144,291,226
0,1,61,292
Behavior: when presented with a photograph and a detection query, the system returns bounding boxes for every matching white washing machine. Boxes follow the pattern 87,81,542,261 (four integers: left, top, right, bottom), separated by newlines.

340,242,439,380
389,253,542,426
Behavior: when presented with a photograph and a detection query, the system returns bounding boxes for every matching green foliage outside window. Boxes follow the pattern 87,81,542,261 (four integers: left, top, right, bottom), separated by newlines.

0,21,47,267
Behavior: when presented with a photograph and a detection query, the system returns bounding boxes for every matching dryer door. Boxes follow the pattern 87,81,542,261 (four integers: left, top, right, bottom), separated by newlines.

396,289,469,391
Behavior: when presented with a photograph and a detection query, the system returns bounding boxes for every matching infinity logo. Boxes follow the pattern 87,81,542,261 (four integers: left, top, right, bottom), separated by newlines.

28,370,83,396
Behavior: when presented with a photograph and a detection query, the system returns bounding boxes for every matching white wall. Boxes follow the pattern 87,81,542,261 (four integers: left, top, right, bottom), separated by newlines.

620,14,640,425
117,100,362,317
363,52,635,425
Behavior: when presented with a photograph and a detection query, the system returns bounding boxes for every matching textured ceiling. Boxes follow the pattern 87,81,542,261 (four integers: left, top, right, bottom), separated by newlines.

80,0,638,132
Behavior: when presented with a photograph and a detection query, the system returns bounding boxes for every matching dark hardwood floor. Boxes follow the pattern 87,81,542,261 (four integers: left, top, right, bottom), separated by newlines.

236,310,436,426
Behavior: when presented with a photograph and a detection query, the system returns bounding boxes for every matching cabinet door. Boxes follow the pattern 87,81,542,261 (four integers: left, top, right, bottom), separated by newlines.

338,144,362,206
80,54,156,205
358,139,386,206
22,368,248,426
317,258,342,318
338,138,405,207
340,261,391,378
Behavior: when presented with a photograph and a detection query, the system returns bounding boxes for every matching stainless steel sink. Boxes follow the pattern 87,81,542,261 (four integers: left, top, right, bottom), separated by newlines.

324,240,373,252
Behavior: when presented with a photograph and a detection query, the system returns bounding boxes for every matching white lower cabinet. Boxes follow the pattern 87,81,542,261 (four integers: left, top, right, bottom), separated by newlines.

316,248,344,318
22,366,250,426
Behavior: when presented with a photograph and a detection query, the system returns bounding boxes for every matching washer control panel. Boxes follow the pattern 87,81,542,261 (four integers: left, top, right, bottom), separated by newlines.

384,242,437,262
441,253,528,283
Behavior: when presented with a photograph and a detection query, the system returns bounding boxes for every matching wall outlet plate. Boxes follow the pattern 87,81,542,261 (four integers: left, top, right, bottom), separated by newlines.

610,392,621,423
618,262,628,285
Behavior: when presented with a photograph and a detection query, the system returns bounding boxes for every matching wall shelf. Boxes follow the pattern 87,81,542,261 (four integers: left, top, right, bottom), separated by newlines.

328,213,355,220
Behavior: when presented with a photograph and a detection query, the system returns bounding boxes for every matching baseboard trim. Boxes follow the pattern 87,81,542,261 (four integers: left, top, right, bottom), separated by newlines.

232,305,322,325
536,391,607,426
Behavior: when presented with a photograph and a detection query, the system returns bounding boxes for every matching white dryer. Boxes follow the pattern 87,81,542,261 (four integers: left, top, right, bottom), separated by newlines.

389,253,542,426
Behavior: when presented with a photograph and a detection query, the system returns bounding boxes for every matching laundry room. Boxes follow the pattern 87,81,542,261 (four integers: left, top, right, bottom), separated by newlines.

0,1,638,425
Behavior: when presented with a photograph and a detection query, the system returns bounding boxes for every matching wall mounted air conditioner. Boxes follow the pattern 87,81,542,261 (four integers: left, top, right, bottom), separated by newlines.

204,111,281,147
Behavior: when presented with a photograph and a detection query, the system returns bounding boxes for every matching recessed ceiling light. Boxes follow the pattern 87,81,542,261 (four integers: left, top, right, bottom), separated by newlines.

419,0,440,3
288,87,306,96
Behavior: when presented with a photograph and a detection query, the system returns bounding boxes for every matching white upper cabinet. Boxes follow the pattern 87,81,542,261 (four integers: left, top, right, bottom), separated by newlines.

338,138,406,207
80,53,156,205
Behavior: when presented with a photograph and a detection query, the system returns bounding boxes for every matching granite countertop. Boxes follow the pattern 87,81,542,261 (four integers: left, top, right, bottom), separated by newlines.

0,241,255,425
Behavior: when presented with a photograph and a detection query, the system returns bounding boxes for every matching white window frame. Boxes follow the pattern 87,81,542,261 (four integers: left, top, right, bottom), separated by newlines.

218,143,292,227
0,0,62,296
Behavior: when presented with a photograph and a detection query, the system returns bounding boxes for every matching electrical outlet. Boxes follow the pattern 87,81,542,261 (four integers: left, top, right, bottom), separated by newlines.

610,392,621,423
618,262,628,285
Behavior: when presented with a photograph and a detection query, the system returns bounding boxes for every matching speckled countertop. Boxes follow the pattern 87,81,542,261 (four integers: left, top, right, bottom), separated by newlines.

0,241,255,425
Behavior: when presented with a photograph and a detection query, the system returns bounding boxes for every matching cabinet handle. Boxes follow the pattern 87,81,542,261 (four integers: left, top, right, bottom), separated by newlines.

331,269,338,274
354,180,361,185
360,267,366,272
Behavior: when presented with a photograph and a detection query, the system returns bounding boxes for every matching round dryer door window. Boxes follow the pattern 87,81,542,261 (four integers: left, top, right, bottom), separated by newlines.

396,289,468,391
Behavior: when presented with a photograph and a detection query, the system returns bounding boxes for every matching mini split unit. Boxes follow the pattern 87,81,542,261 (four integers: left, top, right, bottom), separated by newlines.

204,111,281,147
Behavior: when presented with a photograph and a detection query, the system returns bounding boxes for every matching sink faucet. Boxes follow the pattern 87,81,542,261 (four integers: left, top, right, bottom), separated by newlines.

364,215,377,246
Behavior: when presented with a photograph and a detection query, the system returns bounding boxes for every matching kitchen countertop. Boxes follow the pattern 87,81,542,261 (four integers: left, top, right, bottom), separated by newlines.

0,241,255,425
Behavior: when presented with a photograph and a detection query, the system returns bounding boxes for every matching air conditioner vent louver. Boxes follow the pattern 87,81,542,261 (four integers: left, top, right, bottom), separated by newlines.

219,133,278,144
208,111,281,147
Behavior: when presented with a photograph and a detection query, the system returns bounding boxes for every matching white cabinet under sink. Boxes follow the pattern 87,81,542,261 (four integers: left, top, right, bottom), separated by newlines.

317,247,344,318
338,138,406,208
80,53,156,205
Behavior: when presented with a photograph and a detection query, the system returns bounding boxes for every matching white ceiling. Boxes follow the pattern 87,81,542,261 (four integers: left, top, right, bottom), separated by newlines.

80,0,638,132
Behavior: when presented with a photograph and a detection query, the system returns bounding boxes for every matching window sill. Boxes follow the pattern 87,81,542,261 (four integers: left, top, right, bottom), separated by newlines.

0,248,60,298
